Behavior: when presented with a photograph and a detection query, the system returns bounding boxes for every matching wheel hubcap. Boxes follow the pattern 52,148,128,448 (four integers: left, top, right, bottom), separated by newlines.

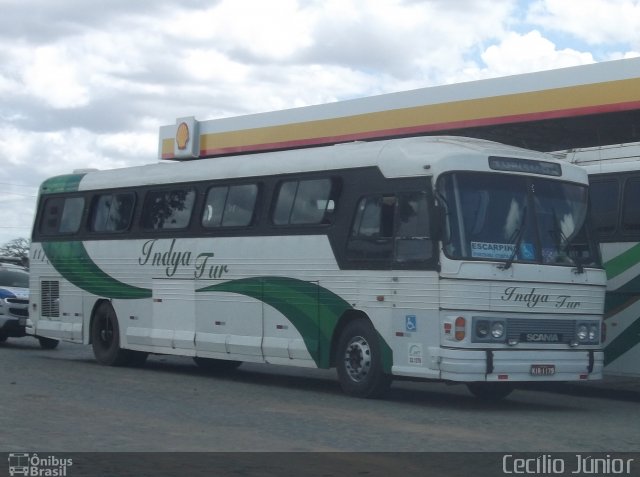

344,335,371,382
99,317,113,345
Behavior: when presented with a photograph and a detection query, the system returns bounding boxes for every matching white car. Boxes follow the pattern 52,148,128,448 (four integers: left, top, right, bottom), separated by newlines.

0,262,58,349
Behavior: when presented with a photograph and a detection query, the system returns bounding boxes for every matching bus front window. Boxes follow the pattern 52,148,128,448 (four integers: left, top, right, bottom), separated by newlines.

532,178,590,265
438,172,597,267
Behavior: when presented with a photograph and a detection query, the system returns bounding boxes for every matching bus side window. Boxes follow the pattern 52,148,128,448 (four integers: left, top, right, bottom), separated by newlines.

272,178,338,226
90,192,135,232
347,195,395,262
589,180,619,237
394,192,433,263
622,178,640,234
59,197,85,233
202,184,258,228
40,197,64,235
223,184,258,226
202,187,228,227
141,188,196,230
40,196,85,235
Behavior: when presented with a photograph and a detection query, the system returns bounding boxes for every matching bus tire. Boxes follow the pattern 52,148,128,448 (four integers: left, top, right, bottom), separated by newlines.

335,320,391,398
466,382,513,400
0,332,7,343
91,302,131,366
37,336,59,349
193,357,241,373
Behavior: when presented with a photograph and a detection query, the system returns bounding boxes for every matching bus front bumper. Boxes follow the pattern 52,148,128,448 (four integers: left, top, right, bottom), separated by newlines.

438,348,603,382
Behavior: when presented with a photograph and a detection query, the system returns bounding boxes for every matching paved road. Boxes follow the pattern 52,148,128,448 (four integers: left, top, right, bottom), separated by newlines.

2,337,640,454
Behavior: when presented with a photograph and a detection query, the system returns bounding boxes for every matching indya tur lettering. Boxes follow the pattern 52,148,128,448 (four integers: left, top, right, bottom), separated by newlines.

501,286,581,309
138,239,229,279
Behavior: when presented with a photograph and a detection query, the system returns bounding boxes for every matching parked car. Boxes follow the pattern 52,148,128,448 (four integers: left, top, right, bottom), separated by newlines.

0,261,58,349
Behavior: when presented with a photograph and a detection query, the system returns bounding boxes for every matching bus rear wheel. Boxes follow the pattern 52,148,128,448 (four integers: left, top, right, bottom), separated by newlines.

466,382,513,400
91,302,142,366
335,320,391,398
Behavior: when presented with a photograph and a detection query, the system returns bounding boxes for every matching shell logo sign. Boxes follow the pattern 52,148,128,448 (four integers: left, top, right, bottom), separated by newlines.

176,121,190,150
173,116,199,159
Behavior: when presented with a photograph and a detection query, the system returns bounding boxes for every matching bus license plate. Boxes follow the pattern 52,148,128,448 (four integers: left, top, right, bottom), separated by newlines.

531,364,555,376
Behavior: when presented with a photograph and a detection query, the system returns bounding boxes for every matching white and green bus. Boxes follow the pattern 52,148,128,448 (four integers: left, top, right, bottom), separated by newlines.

566,142,640,378
27,136,606,399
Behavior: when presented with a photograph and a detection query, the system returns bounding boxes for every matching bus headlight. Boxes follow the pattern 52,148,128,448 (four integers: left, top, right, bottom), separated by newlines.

575,321,600,344
577,324,588,341
475,320,490,339
491,321,505,339
471,317,507,343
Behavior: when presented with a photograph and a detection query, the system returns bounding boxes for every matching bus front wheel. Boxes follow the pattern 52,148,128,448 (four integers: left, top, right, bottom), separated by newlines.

91,302,140,366
335,320,392,398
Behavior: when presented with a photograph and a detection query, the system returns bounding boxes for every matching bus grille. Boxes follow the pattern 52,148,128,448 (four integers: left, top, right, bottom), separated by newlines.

506,318,576,344
41,280,60,318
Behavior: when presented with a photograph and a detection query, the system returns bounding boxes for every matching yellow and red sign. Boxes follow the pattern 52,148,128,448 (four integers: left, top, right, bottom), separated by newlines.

159,58,640,160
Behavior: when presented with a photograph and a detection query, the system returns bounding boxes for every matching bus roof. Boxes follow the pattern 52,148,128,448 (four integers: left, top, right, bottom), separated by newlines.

563,141,640,175
159,57,640,160
42,136,586,194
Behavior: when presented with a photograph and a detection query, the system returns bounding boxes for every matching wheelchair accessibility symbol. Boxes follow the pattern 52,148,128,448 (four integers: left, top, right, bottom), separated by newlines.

405,315,417,332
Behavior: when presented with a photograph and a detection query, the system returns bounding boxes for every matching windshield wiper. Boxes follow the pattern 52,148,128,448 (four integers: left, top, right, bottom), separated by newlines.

434,190,452,244
549,208,585,273
573,254,585,274
500,207,527,271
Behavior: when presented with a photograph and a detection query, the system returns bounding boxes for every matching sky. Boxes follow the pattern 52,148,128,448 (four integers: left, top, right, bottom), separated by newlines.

1,0,639,247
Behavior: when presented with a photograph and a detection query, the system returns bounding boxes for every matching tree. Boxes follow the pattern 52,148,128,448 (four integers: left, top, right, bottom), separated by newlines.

0,237,30,267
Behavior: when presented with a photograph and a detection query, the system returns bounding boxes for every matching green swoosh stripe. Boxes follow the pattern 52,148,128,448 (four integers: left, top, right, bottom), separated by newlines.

43,241,151,299
604,315,640,365
197,276,393,370
40,174,87,194
39,175,149,298
198,276,347,367
604,242,640,280
602,244,640,365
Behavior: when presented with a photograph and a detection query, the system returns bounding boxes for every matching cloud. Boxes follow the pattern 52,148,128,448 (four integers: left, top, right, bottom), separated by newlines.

0,123,160,243
165,0,314,60
22,45,90,108
0,125,144,173
465,30,595,79
0,196,36,244
0,0,638,246
527,0,640,48
302,0,517,85
0,0,215,44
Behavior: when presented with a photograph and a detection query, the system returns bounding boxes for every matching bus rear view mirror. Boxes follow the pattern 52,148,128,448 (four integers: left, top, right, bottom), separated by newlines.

432,204,449,243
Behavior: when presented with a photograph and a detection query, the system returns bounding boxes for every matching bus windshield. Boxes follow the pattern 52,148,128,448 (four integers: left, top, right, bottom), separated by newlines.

438,172,599,267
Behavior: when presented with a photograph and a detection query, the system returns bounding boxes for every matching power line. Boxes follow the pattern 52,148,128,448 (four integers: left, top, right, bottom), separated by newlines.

0,192,37,198
0,182,37,188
